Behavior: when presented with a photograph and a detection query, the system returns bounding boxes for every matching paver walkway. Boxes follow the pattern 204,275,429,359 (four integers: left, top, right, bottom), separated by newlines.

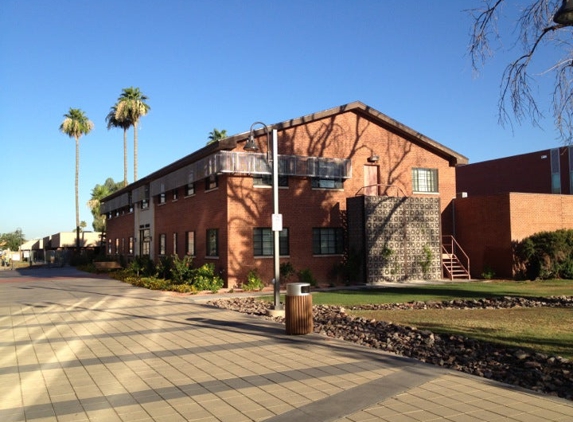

1,267,572,421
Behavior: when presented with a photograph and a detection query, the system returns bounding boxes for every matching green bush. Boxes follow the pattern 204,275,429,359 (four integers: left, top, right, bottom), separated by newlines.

129,255,155,277
280,262,296,284
170,254,194,284
298,268,317,287
191,263,224,293
243,269,265,291
514,229,573,280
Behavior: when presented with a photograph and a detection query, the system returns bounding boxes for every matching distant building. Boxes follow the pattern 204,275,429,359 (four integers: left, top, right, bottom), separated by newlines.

456,147,573,196
454,147,573,279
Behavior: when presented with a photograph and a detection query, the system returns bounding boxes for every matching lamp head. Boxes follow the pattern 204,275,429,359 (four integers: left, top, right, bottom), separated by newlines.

554,0,573,25
243,135,259,152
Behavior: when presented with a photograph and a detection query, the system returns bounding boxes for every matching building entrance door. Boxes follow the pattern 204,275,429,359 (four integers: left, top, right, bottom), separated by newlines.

363,165,379,196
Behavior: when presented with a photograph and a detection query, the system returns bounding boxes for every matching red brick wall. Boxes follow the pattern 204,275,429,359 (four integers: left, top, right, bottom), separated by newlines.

455,193,573,278
105,212,134,256
457,150,553,196
105,109,459,288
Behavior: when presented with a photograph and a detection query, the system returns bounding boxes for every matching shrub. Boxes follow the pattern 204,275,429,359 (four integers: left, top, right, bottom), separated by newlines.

191,263,224,293
129,255,155,277
280,262,296,284
481,264,496,280
514,229,573,280
170,254,194,284
298,268,317,287
243,269,265,291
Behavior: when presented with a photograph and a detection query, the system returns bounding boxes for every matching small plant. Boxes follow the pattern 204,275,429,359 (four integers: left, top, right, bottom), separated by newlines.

243,269,265,291
170,254,194,284
280,262,296,284
481,264,496,280
297,268,317,287
420,244,433,279
191,263,224,293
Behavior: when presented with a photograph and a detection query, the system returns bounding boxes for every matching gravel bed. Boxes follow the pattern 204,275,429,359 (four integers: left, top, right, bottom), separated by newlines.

207,296,573,400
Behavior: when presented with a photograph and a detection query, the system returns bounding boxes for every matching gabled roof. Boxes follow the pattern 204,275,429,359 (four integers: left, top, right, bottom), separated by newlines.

103,101,467,202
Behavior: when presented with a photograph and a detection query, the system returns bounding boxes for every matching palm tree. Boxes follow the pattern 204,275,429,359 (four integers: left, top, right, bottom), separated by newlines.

105,105,131,186
207,128,227,145
115,87,150,182
87,178,123,232
59,108,94,248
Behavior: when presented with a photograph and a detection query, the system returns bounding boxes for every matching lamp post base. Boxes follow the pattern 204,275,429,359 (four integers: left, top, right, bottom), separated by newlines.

267,308,286,318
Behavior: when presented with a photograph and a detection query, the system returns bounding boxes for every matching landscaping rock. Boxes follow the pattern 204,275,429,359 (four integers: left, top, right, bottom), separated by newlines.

207,295,573,401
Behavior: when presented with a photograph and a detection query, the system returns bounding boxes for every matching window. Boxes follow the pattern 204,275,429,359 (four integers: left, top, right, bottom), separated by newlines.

172,189,178,201
173,233,177,254
253,228,289,256
206,229,218,257
121,238,125,254
186,231,195,256
159,234,166,255
205,175,218,191
159,192,166,204
311,178,343,189
107,239,112,254
140,227,151,255
129,237,134,254
115,238,120,254
313,228,344,255
141,185,150,209
253,175,289,187
412,168,438,193
186,182,195,196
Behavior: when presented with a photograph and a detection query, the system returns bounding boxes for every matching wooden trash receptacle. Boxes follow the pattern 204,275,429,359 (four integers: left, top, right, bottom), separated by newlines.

285,283,313,335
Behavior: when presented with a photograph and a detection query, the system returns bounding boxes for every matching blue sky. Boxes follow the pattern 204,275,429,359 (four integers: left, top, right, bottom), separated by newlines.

0,1,564,240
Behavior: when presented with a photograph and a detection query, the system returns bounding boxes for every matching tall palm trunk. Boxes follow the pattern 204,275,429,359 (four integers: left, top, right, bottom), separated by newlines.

75,136,80,249
123,127,128,186
133,121,138,182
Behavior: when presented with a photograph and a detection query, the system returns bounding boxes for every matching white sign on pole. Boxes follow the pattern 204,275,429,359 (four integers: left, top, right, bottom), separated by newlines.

272,213,283,231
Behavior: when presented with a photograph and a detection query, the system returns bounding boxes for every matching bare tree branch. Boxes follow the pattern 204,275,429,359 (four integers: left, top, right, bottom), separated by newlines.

469,0,573,142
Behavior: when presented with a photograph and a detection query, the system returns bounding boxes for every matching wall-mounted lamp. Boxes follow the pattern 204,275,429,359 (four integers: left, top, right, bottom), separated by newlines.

367,154,379,163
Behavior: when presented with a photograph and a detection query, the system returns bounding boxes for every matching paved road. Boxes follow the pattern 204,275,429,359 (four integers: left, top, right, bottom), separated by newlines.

1,267,572,421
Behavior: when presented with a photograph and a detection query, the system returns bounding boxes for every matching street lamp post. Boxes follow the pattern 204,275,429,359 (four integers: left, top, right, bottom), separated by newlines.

244,122,283,311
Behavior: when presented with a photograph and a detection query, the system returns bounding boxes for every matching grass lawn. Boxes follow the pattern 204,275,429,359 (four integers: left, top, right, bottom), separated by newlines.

306,280,573,359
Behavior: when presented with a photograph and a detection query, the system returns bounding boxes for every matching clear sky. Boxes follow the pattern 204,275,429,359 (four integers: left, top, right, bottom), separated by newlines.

0,1,564,241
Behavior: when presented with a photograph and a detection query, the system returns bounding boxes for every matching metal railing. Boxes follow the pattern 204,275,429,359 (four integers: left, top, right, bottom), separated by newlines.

441,235,470,280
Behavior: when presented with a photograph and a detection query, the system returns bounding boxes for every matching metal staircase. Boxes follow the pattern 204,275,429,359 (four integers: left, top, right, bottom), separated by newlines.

442,236,471,280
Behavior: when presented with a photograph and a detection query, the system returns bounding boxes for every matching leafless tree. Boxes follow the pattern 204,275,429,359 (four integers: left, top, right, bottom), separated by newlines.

469,0,573,141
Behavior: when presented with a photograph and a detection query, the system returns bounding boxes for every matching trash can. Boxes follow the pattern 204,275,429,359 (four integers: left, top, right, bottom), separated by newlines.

285,283,313,335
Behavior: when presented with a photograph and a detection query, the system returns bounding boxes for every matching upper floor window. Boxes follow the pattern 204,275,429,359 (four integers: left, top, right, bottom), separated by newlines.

172,189,179,201
412,168,438,193
253,228,289,256
312,228,344,255
311,178,343,189
159,192,166,204
186,182,195,196
206,175,218,191
253,175,289,188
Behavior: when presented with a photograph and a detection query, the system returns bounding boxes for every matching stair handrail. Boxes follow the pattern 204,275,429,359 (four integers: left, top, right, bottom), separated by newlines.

442,235,470,279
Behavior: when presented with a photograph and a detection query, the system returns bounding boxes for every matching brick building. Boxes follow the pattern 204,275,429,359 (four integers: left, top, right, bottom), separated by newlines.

457,147,573,196
102,102,467,288
454,146,573,279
